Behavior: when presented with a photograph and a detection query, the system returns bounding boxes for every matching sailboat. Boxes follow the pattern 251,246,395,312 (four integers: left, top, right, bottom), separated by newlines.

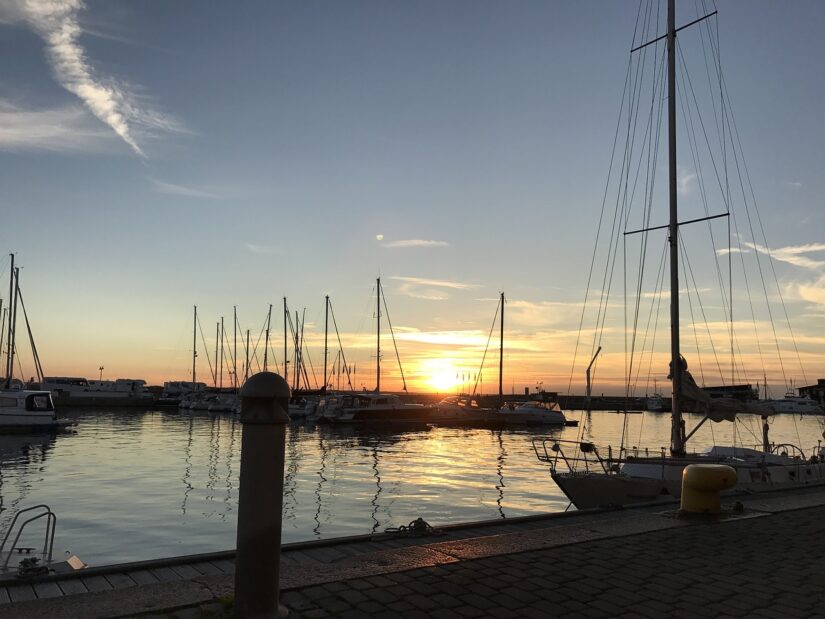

1,255,72,432
319,278,437,424
536,1,825,509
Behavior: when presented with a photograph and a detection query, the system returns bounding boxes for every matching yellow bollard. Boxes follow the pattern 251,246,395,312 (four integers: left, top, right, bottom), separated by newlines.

680,463,737,514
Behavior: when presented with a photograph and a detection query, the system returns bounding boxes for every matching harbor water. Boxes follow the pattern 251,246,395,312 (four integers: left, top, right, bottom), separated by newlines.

1,407,822,566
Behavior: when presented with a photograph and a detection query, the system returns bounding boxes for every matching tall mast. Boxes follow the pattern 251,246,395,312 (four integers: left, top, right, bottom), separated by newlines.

264,303,272,371
667,0,685,456
214,322,219,388
233,306,238,391
376,277,381,392
245,329,250,382
283,298,288,386
294,310,300,390
324,295,329,391
192,305,198,386
220,317,224,389
4,254,14,386
6,267,19,388
499,292,504,406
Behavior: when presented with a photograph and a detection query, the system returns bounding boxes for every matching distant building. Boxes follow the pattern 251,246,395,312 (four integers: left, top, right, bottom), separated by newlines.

798,379,825,405
702,384,758,402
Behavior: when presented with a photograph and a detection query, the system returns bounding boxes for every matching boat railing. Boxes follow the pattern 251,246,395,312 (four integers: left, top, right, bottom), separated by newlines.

0,504,56,572
531,437,782,475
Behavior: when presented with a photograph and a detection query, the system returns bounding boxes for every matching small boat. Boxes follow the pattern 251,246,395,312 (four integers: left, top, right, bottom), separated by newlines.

760,393,823,415
318,392,436,424
0,388,73,433
497,400,568,426
646,392,665,412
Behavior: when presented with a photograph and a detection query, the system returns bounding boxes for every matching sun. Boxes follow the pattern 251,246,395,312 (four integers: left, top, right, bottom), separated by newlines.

420,358,460,393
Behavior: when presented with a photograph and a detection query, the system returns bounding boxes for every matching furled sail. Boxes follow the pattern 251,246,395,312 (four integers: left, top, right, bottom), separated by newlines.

668,356,776,422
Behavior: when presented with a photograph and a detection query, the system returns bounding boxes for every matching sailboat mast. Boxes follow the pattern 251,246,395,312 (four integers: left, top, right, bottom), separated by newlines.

667,0,685,456
283,297,288,386
499,292,504,405
192,305,198,386
4,254,14,386
233,306,238,391
264,303,272,371
214,321,219,387
324,295,329,391
220,317,224,388
245,329,250,382
376,277,381,392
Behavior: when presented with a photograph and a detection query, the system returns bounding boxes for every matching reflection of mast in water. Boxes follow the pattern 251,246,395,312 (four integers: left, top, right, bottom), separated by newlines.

369,444,383,534
494,431,506,519
312,430,329,537
181,416,195,515
205,415,221,513
222,416,238,519
282,424,300,524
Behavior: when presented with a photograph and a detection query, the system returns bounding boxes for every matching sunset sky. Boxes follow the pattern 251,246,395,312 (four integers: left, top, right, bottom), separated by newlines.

1,1,823,396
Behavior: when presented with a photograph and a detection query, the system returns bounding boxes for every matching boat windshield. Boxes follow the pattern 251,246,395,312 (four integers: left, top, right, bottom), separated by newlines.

26,393,54,411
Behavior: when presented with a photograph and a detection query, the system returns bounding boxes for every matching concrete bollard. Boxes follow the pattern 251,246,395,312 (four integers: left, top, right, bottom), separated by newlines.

235,372,290,618
680,463,737,515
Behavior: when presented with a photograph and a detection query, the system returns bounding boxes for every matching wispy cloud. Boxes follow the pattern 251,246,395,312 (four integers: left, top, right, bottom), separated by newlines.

150,178,218,199
0,99,113,152
391,276,475,290
382,239,449,249
18,0,180,157
782,180,802,189
716,247,750,257
245,243,279,255
677,166,697,196
390,276,476,301
744,241,825,270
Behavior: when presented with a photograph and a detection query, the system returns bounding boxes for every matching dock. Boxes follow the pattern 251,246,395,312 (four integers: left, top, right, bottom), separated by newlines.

2,484,824,617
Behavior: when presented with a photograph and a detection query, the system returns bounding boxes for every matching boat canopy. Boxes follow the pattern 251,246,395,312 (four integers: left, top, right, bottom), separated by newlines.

671,356,776,422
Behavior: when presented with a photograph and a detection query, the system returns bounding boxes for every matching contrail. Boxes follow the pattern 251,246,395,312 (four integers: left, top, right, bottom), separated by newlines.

23,0,146,156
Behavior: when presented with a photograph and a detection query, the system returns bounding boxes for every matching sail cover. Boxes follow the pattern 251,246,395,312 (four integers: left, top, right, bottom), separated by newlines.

669,356,776,422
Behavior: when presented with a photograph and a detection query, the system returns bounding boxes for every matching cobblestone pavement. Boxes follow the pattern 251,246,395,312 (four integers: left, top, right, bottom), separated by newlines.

280,506,825,618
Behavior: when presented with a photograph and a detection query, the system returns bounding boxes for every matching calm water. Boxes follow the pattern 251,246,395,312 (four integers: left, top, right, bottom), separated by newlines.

1,408,822,566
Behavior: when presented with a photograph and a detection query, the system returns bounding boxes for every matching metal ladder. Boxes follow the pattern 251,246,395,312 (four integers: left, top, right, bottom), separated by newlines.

0,504,56,573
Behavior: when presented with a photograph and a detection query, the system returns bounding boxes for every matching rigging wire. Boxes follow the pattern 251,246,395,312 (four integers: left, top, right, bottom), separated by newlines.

380,286,407,393
471,296,501,397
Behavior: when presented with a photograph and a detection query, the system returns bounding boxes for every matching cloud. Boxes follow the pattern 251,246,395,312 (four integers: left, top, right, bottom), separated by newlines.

245,243,278,255
382,239,449,248
716,247,750,257
0,99,113,152
744,241,825,270
150,178,218,199
794,274,825,306
390,276,475,290
677,166,697,196
782,181,802,189
19,0,180,157
390,276,476,301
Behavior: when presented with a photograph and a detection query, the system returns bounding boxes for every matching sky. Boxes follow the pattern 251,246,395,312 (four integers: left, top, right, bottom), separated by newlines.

0,0,823,396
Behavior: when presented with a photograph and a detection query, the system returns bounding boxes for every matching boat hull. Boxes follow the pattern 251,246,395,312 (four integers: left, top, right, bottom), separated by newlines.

552,458,825,510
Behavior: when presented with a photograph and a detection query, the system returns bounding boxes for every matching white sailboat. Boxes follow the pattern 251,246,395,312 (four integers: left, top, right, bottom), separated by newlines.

536,1,825,509
1,255,72,432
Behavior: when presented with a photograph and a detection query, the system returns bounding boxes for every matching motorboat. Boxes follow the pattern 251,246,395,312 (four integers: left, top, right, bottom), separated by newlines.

0,388,73,433
317,392,436,424
646,393,665,412
497,401,567,426
761,394,824,415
